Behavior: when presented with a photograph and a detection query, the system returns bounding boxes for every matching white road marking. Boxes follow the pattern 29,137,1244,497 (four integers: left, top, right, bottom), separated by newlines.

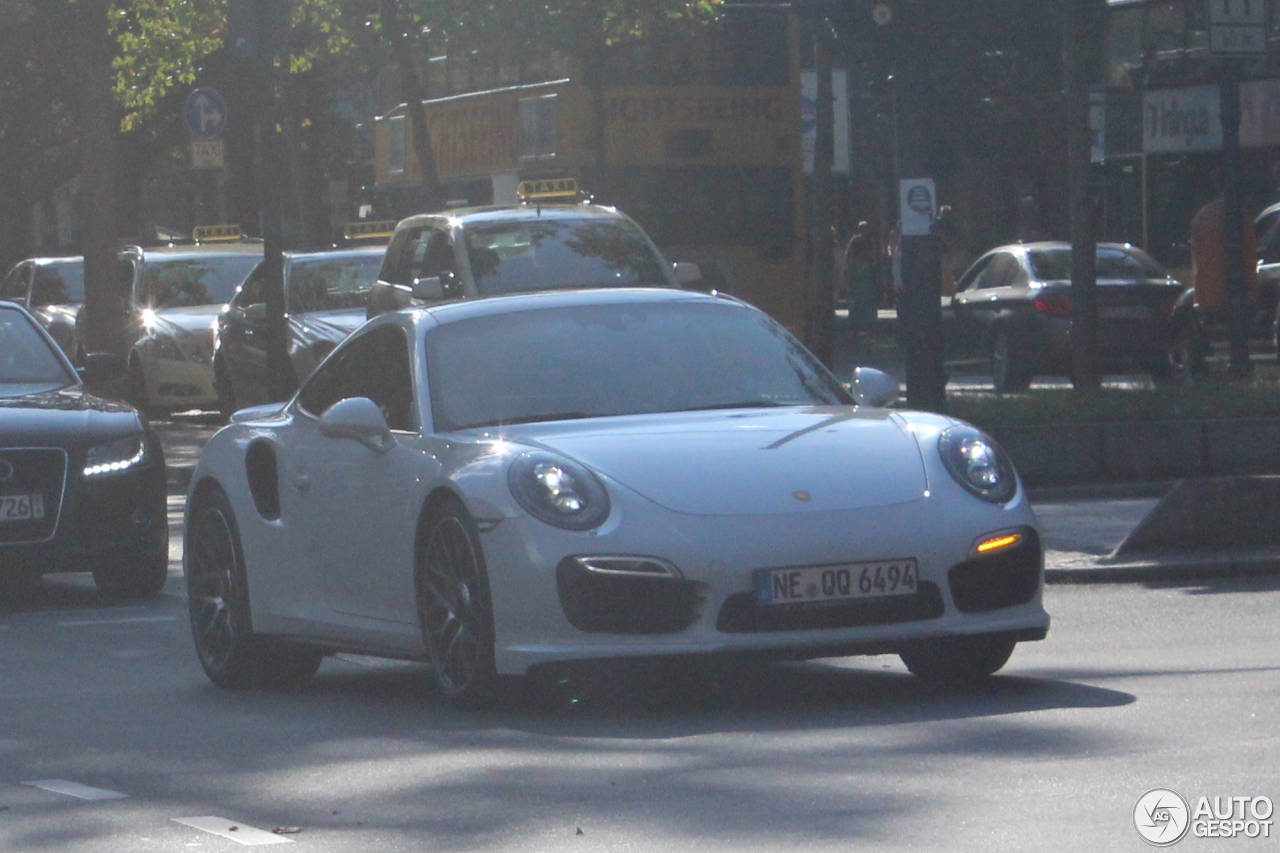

172,816,294,845
22,779,128,801
57,616,177,628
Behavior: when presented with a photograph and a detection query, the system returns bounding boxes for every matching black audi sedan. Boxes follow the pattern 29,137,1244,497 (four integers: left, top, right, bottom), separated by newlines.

0,301,168,599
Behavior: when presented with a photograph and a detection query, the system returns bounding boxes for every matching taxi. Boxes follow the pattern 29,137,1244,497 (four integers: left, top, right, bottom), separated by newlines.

101,226,263,416
366,179,701,317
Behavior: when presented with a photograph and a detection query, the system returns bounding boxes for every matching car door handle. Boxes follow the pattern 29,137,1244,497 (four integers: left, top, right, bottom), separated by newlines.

292,472,310,493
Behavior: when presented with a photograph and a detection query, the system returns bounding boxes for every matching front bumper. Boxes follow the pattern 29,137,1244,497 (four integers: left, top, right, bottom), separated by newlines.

0,453,167,578
481,493,1050,676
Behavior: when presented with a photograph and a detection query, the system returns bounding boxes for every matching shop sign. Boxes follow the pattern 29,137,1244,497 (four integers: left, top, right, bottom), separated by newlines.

1143,86,1221,153
1240,78,1280,148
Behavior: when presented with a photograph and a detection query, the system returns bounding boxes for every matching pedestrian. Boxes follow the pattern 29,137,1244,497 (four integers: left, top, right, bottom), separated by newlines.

935,205,970,297
1187,194,1261,375
843,221,879,343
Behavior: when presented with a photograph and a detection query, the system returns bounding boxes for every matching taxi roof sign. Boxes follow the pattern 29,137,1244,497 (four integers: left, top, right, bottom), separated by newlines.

343,220,398,241
192,224,243,243
517,178,580,202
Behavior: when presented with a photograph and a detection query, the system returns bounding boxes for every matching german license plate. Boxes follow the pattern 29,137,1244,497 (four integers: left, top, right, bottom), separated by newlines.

757,559,918,606
0,493,45,522
1100,306,1149,319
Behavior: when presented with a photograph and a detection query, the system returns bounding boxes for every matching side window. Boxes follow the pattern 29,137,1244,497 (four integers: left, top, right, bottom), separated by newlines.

954,256,992,293
420,231,456,279
297,324,417,432
384,227,428,285
1,264,29,302
235,263,268,308
977,253,1022,289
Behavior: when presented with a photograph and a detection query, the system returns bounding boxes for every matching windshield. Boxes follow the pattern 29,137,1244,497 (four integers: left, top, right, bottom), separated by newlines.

1028,247,1169,281
0,306,74,386
288,254,383,313
142,253,262,308
427,300,849,431
464,218,670,296
32,261,86,305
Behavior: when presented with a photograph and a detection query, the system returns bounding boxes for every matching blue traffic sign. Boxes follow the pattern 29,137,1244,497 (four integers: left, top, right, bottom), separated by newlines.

184,88,227,139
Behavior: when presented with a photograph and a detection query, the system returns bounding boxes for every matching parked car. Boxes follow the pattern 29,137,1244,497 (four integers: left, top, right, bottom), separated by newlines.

214,245,385,418
0,255,94,355
183,287,1048,708
84,234,264,416
0,301,168,599
951,242,1183,392
367,184,700,318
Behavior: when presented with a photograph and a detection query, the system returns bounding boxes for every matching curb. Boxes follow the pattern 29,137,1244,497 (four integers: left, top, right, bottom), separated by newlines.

1045,550,1280,584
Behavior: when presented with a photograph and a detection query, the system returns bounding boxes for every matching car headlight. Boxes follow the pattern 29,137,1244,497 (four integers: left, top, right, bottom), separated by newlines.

938,425,1018,503
508,451,610,530
84,434,149,477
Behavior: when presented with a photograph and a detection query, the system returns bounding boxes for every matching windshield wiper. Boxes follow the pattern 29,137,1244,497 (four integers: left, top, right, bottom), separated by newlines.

461,411,597,429
674,401,790,412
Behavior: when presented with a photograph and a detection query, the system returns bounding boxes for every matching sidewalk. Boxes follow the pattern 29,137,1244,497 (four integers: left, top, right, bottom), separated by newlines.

153,418,1280,586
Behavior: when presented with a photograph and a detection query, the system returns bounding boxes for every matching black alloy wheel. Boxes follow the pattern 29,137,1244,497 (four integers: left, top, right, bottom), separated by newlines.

899,635,1017,683
990,327,1032,393
415,498,502,709
185,484,322,688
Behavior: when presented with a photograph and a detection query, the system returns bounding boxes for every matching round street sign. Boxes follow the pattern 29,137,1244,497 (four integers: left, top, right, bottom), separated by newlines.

184,88,227,139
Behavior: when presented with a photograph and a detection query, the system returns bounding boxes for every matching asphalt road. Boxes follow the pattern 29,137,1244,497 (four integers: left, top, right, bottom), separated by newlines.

2,550,1278,851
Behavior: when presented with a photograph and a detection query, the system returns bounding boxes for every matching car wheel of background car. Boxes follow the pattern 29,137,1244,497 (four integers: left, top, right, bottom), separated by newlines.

899,635,1017,683
127,353,159,419
415,496,503,709
213,359,237,422
1143,353,1176,385
92,549,168,600
1169,324,1209,380
185,483,323,689
990,327,1032,393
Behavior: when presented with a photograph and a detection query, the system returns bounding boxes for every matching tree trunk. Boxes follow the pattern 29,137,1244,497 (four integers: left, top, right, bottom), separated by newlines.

75,0,129,358
381,0,443,211
1064,0,1102,393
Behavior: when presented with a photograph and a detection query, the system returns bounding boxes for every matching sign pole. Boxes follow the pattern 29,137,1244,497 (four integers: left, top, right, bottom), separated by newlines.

1220,58,1253,379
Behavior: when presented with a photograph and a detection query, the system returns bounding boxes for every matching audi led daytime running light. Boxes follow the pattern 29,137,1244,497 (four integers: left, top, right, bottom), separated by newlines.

84,435,147,477
508,451,610,530
938,425,1018,503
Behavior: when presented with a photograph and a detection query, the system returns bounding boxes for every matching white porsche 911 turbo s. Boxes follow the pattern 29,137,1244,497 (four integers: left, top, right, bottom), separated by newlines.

184,287,1048,707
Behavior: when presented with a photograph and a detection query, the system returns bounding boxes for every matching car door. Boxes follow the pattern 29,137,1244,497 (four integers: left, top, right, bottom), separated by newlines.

218,262,271,408
286,323,432,624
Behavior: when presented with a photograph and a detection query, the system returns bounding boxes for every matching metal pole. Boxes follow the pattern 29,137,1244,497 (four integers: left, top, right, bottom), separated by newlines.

1220,58,1253,379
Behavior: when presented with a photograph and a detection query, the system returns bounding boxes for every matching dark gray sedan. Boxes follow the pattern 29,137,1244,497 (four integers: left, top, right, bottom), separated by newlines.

951,242,1183,392
214,246,384,417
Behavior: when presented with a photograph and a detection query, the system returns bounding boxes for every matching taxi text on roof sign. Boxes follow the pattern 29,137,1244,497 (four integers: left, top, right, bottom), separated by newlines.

192,224,243,243
517,178,580,202
344,220,398,240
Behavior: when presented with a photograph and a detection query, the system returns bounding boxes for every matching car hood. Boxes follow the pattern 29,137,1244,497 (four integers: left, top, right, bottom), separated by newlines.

499,407,929,515
152,306,220,337
0,387,143,447
292,309,366,343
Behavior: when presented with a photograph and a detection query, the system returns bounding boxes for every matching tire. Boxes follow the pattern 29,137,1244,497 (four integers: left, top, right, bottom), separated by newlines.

990,327,1032,393
213,359,237,423
185,484,322,689
900,635,1017,683
1143,353,1175,385
415,497,503,709
1169,323,1208,380
127,354,161,419
93,548,168,600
